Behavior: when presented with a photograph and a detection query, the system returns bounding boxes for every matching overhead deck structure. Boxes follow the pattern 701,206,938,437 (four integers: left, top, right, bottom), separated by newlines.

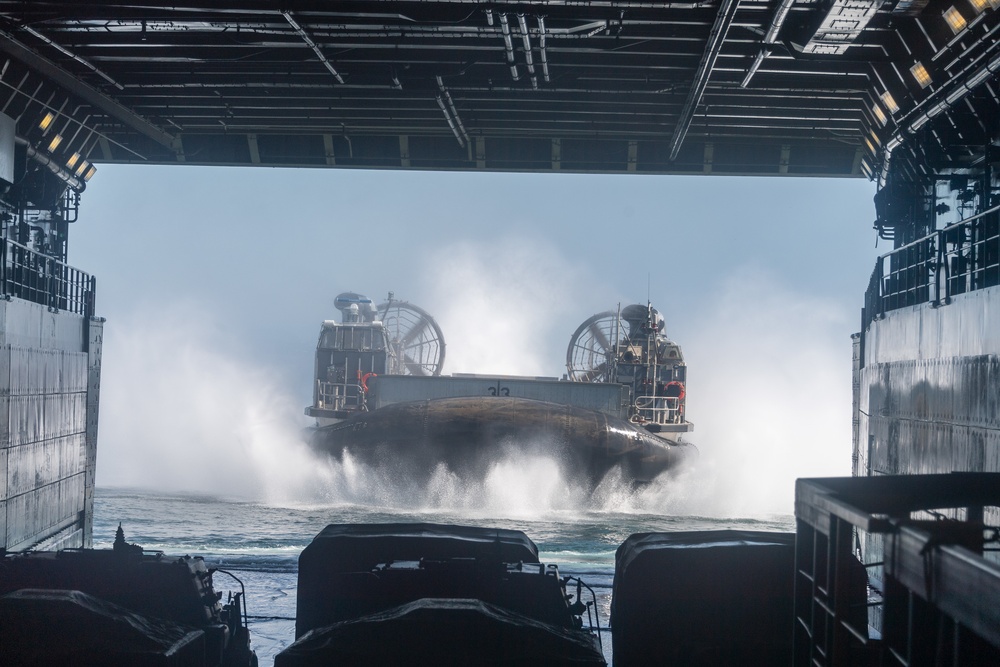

0,3,998,623
3,0,994,181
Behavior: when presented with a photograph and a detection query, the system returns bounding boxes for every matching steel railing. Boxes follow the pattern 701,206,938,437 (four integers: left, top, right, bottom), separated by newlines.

633,395,682,425
794,473,1000,667
863,204,1000,334
0,237,95,317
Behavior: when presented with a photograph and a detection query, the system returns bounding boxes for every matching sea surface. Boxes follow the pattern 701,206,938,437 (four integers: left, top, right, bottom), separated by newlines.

94,480,794,666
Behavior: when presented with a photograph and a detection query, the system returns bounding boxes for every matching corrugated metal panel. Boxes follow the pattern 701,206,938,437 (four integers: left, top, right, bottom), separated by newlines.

6,434,86,496
9,347,87,396
5,473,84,550
8,393,86,446
372,375,630,418
0,299,96,552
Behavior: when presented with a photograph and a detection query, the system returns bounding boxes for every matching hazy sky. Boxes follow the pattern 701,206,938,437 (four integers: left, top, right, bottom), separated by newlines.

73,165,880,513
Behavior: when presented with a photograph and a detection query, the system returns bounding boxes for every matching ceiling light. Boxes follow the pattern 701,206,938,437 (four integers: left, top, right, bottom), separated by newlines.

83,164,97,182
872,103,888,126
910,62,932,88
865,137,877,154
990,0,1000,10
880,92,900,114
943,6,967,33
968,0,989,13
74,160,88,177
870,129,882,146
47,134,62,152
38,112,55,132
66,153,80,169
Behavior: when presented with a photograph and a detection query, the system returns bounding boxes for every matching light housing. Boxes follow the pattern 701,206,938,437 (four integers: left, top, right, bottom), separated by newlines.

47,134,62,152
74,160,89,177
83,164,97,182
943,6,968,33
968,0,989,13
66,153,80,169
880,91,900,114
910,62,932,88
872,103,888,126
38,112,55,132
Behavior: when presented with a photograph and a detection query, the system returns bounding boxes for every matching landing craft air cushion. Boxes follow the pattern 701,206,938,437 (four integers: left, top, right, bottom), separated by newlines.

306,292,696,484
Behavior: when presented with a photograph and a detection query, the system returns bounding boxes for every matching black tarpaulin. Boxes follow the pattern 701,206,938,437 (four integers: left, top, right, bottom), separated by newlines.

276,597,605,667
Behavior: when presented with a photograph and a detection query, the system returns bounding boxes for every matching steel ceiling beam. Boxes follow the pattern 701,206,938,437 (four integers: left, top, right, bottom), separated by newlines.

668,0,741,161
0,28,176,151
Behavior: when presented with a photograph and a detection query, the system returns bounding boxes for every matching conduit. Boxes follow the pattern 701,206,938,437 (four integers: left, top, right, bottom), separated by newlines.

282,11,345,84
741,0,796,88
537,17,551,83
16,136,85,192
21,25,123,91
669,0,741,160
436,76,469,147
517,15,538,90
498,14,519,81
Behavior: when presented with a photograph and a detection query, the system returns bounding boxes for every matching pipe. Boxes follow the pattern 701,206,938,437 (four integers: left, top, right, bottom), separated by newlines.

281,11,345,84
20,25,123,91
517,15,538,90
669,0,741,160
15,136,85,192
741,0,796,88
537,16,551,83
880,44,1000,186
435,95,465,147
436,76,469,145
498,14,519,81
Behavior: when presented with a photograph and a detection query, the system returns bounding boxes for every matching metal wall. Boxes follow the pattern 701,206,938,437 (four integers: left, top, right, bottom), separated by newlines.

372,375,631,419
855,285,1000,527
0,297,100,552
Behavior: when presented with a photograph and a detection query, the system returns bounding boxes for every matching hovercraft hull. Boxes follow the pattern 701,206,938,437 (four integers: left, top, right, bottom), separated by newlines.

310,396,695,484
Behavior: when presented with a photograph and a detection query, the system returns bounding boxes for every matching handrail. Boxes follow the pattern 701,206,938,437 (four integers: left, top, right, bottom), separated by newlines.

862,205,1000,335
0,236,95,317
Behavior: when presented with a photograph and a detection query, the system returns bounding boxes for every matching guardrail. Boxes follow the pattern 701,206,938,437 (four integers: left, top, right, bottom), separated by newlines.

863,205,1000,334
633,395,682,425
0,237,95,317
794,473,1000,667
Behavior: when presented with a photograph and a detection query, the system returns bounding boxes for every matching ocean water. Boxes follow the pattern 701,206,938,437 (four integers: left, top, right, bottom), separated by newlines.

93,464,795,666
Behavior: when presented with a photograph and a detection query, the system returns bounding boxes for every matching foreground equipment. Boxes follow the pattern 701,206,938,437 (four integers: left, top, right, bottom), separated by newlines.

280,523,605,666
0,525,257,667
612,530,799,666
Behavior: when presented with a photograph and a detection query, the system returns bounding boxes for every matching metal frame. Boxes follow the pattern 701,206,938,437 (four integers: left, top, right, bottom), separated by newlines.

863,205,1000,334
794,474,1000,667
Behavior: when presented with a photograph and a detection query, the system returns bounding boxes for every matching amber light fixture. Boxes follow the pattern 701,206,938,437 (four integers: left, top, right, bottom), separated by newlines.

880,91,900,114
911,62,932,88
944,6,968,33
38,112,55,132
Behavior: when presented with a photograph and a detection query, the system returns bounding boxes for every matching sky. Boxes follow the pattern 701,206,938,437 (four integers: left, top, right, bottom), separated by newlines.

71,164,880,513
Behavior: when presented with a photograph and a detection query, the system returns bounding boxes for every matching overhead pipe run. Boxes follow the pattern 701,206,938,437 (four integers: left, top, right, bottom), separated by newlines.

498,14,520,81
670,0,741,161
436,76,469,148
879,45,1000,187
20,25,124,91
15,136,85,192
281,11,345,84
537,17,551,83
517,15,538,90
741,0,796,88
